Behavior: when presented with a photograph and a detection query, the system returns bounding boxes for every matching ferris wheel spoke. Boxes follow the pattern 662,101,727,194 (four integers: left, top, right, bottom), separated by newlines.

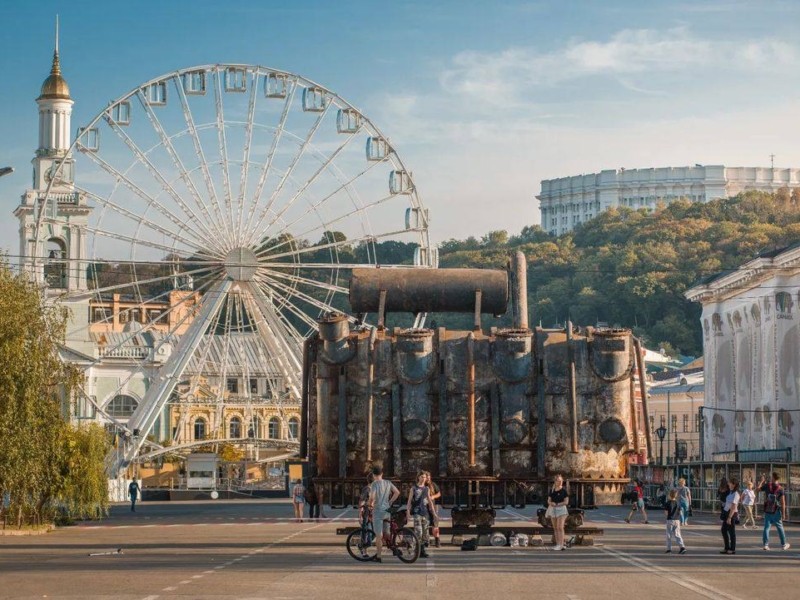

258,227,420,262
236,70,260,240
77,150,217,251
252,279,324,332
245,102,331,244
74,184,218,257
102,115,224,251
258,269,348,295
70,263,219,302
255,273,354,323
174,75,232,244
133,88,225,247
244,80,298,242
261,123,362,237
269,161,381,241
84,224,221,261
213,68,237,245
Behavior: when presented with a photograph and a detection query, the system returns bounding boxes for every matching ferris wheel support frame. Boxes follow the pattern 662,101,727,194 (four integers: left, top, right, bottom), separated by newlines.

116,279,232,474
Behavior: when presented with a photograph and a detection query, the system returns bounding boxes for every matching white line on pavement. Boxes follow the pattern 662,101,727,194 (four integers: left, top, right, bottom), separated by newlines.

140,596,159,600
600,546,744,600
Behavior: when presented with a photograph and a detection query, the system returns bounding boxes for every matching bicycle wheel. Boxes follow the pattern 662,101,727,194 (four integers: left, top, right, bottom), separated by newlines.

346,528,377,562
393,527,420,564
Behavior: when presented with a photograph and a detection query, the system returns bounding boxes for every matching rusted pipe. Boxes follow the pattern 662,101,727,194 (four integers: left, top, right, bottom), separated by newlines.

350,268,508,315
566,321,578,453
632,337,653,462
628,346,640,454
366,327,377,462
467,332,476,466
511,251,529,329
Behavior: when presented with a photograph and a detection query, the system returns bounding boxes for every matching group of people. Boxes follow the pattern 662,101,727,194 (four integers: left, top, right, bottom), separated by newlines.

632,472,791,556
714,472,791,555
357,465,442,562
290,478,326,521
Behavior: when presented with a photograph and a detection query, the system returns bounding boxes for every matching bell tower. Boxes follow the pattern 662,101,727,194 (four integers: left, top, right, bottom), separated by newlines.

15,16,90,292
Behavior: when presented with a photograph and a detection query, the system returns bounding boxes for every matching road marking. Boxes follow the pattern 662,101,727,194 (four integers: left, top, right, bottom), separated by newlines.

600,546,744,600
140,596,159,600
426,554,436,588
162,587,176,592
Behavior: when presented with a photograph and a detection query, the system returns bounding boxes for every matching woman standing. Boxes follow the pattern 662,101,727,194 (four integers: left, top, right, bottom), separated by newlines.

741,481,756,529
424,471,442,548
676,478,692,525
548,474,570,551
291,478,305,522
720,477,740,555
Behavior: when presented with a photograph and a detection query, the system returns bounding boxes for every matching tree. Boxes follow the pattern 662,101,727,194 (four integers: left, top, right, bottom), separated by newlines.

0,261,107,528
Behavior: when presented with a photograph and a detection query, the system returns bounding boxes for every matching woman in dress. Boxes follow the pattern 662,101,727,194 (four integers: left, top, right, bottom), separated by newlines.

291,478,305,522
548,474,570,551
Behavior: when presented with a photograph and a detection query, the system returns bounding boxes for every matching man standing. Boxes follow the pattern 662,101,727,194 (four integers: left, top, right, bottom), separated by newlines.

368,464,400,563
128,479,141,512
759,472,790,550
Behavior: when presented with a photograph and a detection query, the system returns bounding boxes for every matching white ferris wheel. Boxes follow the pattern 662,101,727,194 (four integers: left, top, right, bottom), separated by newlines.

33,64,435,472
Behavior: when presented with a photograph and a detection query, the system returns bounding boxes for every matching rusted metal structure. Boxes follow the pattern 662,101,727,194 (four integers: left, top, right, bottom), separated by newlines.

302,253,649,525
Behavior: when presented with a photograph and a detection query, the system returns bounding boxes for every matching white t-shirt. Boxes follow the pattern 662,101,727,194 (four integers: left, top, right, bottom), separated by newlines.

741,489,755,506
723,491,740,512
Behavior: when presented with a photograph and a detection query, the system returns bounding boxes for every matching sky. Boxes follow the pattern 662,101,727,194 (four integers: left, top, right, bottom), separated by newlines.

2,0,800,253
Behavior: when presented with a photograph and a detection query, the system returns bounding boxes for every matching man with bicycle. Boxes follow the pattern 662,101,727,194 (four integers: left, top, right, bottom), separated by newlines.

369,464,400,563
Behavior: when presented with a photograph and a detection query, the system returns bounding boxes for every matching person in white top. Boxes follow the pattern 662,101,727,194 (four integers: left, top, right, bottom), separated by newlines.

741,481,756,529
720,477,740,555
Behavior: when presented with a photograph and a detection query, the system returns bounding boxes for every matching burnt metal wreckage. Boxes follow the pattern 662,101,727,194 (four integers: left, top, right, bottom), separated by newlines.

301,252,652,540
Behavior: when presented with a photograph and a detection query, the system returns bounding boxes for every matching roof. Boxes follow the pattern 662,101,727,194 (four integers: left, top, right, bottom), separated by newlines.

38,51,71,100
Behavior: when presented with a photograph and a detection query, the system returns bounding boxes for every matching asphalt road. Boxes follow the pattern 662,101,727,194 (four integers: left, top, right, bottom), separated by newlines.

1,500,798,600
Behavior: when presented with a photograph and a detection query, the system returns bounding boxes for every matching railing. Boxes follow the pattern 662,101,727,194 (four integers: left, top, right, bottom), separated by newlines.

37,191,81,204
100,346,150,359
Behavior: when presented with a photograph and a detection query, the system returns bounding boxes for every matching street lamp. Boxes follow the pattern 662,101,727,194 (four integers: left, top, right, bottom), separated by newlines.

0,166,14,178
656,425,667,466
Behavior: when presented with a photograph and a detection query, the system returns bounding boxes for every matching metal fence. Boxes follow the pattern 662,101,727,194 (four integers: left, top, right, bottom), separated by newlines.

630,461,800,522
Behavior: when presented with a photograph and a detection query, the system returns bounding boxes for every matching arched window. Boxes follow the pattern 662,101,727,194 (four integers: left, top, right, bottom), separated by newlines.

44,238,67,289
288,417,299,440
249,416,261,438
268,417,280,439
194,418,207,441
229,416,242,439
106,394,138,418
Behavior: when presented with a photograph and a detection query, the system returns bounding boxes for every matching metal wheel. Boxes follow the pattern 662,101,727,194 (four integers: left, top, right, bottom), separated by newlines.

345,527,377,562
32,64,435,474
393,527,420,563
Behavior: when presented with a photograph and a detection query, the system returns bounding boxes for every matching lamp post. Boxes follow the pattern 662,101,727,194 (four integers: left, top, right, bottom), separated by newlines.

656,425,667,466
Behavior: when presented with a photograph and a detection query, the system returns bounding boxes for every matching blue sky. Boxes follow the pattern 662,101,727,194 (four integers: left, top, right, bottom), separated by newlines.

3,0,800,252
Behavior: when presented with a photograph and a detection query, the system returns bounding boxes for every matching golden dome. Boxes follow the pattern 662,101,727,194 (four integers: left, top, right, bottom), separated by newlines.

38,51,71,100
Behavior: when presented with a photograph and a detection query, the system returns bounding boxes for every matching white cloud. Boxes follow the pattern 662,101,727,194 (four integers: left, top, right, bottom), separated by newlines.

439,27,797,102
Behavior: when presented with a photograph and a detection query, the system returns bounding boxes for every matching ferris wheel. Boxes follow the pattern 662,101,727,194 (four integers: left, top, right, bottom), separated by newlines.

33,64,435,472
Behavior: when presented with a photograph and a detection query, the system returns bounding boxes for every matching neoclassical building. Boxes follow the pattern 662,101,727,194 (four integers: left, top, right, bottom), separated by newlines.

12,32,300,454
538,165,800,236
686,244,800,460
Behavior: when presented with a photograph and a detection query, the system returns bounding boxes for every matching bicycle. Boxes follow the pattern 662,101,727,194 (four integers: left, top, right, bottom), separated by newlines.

346,507,420,563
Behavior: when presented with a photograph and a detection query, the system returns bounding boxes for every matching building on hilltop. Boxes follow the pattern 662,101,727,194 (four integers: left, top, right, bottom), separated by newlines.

685,243,800,461
538,165,800,236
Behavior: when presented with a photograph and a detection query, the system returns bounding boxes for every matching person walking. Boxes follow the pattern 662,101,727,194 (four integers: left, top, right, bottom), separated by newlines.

305,479,320,519
625,479,649,524
424,471,442,548
291,478,305,522
676,478,692,526
128,479,141,512
369,464,400,563
758,472,790,551
664,489,687,554
741,481,756,529
406,471,431,558
548,474,570,551
720,477,740,555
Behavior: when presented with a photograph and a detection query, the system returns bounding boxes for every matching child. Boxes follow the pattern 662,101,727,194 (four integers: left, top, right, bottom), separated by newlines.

741,481,756,529
664,489,687,554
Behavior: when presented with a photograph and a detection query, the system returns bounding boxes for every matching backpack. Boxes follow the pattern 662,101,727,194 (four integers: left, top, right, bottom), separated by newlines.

461,538,478,551
304,483,317,503
764,484,781,514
